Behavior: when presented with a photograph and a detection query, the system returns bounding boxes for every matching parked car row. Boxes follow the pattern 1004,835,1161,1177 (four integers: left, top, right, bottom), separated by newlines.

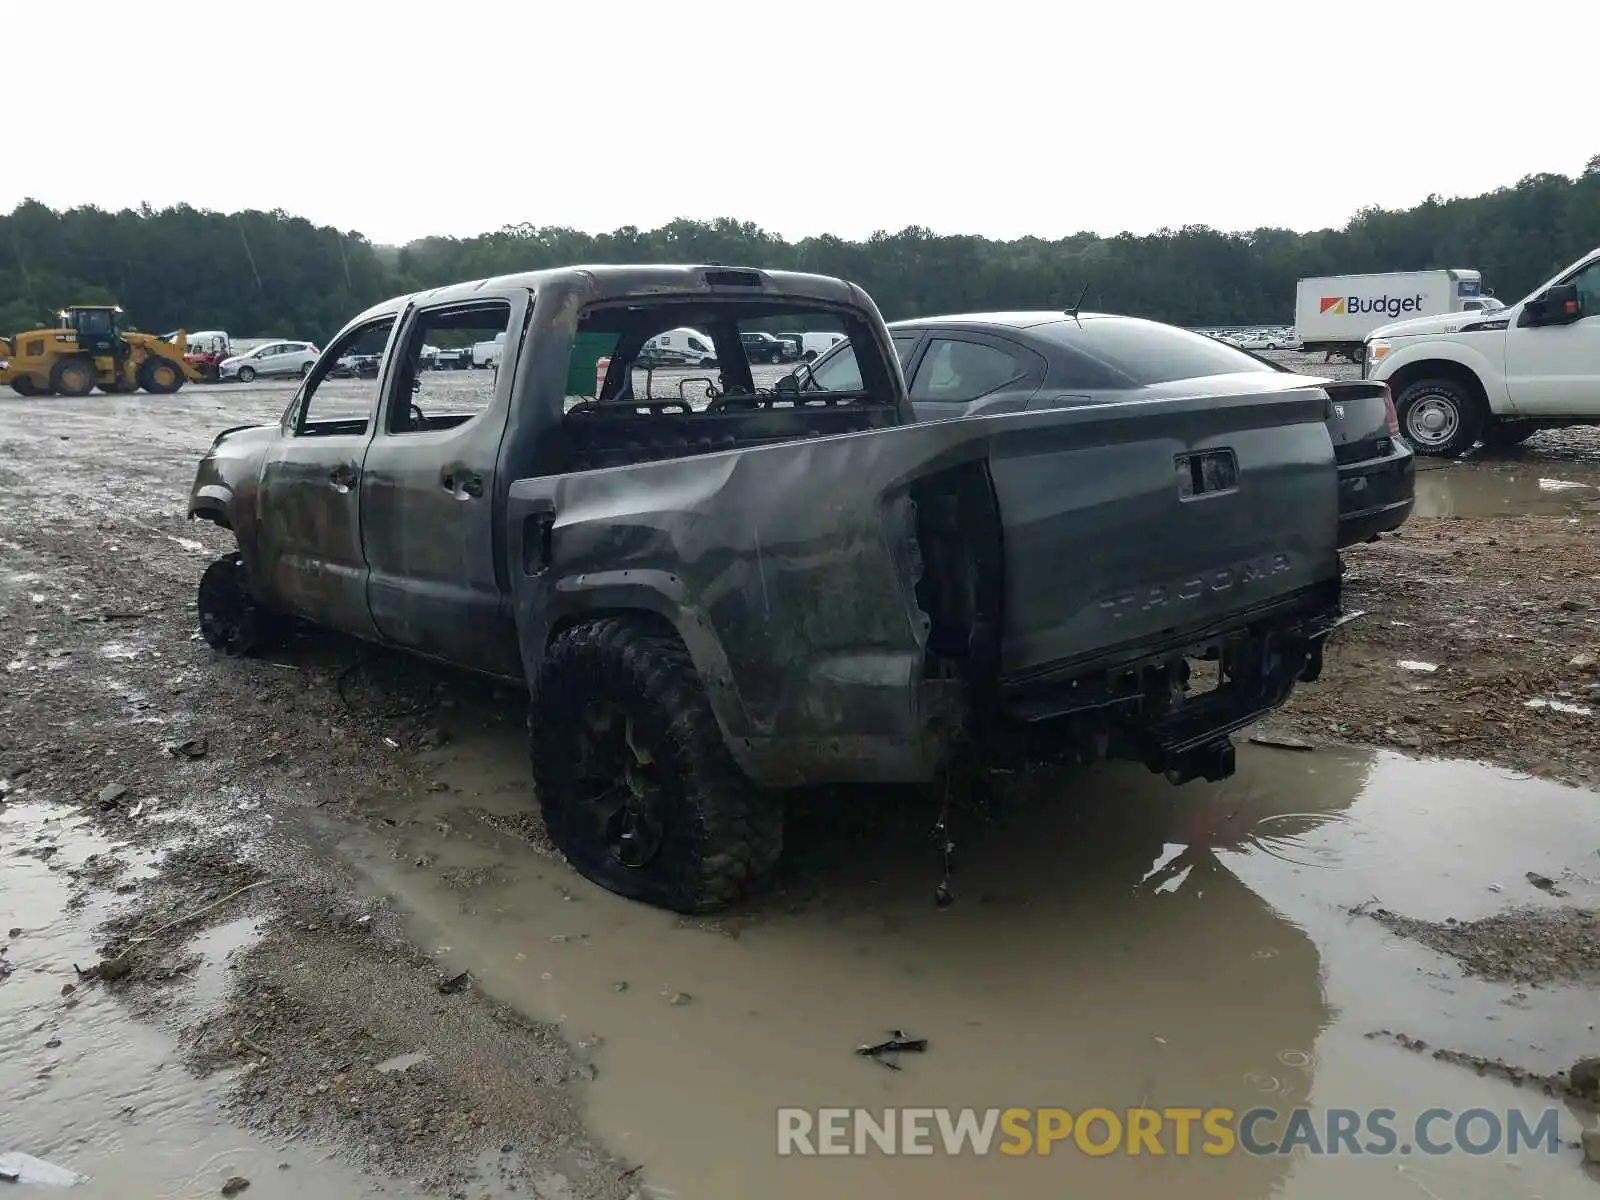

1202,327,1301,351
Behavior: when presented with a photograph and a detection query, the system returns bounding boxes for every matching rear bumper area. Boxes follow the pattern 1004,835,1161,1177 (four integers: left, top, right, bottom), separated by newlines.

1338,449,1415,547
986,580,1354,784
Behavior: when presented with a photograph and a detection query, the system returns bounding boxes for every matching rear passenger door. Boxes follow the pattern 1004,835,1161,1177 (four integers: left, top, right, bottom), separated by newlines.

906,332,1044,422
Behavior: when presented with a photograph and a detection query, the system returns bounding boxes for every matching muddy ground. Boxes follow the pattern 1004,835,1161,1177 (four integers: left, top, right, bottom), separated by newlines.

3,367,1600,1199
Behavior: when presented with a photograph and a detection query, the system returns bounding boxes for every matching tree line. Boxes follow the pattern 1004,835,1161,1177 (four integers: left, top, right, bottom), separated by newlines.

3,156,1597,344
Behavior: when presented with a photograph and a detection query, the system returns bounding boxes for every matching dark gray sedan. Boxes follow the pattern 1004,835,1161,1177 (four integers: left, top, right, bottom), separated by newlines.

797,311,1414,548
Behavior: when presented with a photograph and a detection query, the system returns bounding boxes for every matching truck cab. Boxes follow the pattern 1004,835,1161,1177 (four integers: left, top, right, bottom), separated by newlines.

1365,247,1600,455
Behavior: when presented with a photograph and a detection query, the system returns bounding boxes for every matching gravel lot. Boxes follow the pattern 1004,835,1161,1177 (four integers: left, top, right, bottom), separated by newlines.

3,365,1600,1200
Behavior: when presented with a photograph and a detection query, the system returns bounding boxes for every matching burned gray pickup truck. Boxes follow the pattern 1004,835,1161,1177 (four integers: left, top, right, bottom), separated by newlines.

189,264,1351,912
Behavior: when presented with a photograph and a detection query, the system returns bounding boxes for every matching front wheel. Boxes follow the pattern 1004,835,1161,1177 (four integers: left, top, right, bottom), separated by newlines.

198,551,287,656
139,357,184,394
236,365,257,383
529,618,784,913
1395,378,1483,457
11,376,43,397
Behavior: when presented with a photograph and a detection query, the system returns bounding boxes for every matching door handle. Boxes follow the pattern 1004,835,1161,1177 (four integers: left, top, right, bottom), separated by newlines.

441,472,483,499
328,464,357,492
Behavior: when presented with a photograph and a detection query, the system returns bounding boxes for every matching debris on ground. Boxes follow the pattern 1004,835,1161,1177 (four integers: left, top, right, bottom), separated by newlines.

1524,698,1594,716
220,1176,251,1196
166,738,209,760
1366,1031,1594,1102
1358,904,1600,985
1248,733,1315,752
96,783,127,809
1570,1057,1600,1100
438,970,472,995
1526,871,1568,895
89,955,134,983
855,1030,929,1070
0,1151,84,1187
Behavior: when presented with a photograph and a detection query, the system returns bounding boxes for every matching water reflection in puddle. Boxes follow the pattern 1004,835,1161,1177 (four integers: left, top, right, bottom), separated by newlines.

338,730,1600,1200
0,800,422,1199
1414,460,1600,519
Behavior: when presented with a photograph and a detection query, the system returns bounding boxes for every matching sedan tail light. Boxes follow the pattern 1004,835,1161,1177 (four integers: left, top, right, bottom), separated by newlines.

1381,384,1400,436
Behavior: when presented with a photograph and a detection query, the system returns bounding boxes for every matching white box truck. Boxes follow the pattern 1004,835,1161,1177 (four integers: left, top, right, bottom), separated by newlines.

1294,269,1494,362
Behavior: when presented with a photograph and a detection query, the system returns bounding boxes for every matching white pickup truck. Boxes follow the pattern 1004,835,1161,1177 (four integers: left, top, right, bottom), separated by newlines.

1365,247,1600,455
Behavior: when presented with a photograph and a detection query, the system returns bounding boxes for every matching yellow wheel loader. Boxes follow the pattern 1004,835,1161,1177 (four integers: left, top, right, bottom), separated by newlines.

0,305,203,397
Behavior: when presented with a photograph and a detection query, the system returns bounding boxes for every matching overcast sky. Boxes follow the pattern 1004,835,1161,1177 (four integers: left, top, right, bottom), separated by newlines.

13,0,1587,246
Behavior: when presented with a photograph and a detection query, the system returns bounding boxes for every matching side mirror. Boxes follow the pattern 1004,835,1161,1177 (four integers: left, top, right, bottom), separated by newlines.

1528,283,1582,326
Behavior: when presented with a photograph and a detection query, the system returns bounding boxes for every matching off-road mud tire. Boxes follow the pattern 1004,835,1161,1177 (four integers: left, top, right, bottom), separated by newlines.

1395,377,1483,458
529,617,784,913
50,356,97,397
198,551,286,656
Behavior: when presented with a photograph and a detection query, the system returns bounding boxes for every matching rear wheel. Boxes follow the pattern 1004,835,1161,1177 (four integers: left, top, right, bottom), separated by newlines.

529,617,784,913
1395,378,1483,457
139,357,184,394
299,361,314,378
236,365,257,383
198,551,286,656
50,357,97,397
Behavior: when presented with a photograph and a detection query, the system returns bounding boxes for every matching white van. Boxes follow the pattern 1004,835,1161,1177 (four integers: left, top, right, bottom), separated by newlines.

472,331,506,368
800,330,846,361
642,327,717,367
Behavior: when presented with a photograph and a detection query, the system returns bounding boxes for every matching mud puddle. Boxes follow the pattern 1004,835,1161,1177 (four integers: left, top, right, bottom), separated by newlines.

0,799,428,1199
1415,459,1600,519
326,724,1600,1200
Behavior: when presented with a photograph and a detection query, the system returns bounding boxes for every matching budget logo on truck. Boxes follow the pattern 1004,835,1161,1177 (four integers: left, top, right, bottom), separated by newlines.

1321,293,1425,319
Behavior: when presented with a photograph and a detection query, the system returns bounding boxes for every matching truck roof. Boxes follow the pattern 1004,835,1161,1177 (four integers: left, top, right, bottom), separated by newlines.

888,311,1137,330
346,264,873,326
1296,269,1478,283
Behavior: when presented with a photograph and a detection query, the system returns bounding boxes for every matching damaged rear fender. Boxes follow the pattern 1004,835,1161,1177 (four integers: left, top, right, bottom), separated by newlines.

506,429,996,787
